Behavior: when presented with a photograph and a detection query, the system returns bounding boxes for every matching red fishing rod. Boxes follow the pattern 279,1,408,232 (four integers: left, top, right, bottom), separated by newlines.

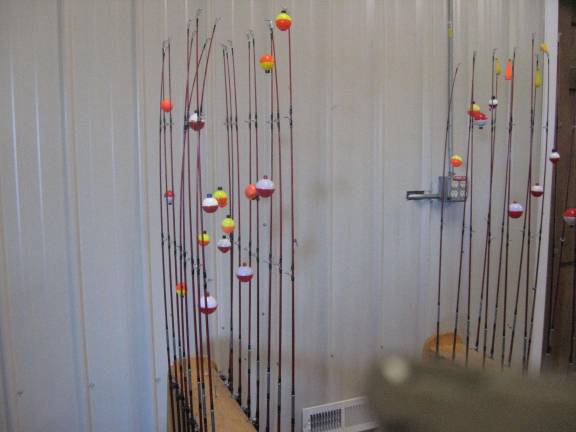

158,42,179,432
508,39,537,369
452,52,476,365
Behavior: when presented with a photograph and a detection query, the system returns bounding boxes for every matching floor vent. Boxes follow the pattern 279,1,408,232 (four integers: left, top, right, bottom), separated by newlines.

303,396,378,432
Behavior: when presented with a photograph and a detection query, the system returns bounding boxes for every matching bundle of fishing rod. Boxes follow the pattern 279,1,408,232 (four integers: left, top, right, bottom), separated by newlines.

428,38,574,373
157,10,296,432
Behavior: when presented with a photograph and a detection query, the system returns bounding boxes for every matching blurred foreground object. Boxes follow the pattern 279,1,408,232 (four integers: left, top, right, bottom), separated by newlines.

366,355,576,432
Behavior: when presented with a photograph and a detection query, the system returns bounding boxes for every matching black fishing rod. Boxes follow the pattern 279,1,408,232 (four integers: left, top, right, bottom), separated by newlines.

265,20,276,432
508,40,537,368
159,42,179,432
526,48,549,369
194,13,219,432
270,22,285,432
225,45,237,399
251,31,262,430
500,52,517,369
438,63,460,358
548,93,576,355
452,52,475,365
479,52,499,368
229,40,244,406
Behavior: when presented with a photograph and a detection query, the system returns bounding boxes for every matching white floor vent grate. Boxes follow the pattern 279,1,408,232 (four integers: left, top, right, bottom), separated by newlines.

303,396,378,432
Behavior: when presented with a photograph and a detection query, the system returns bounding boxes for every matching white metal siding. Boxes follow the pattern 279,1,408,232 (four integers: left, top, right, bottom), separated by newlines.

0,1,555,431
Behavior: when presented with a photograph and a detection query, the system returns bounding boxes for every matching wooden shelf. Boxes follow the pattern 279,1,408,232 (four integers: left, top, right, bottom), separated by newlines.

168,357,256,432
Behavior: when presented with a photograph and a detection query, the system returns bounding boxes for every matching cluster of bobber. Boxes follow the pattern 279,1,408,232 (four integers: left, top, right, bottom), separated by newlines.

448,43,572,222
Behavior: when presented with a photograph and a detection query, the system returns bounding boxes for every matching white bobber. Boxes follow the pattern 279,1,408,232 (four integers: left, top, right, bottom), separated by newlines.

256,175,275,198
202,194,219,213
549,150,560,164
508,201,524,219
488,96,498,110
188,111,206,131
199,295,218,314
531,184,544,197
236,263,254,283
217,236,232,253
563,208,576,226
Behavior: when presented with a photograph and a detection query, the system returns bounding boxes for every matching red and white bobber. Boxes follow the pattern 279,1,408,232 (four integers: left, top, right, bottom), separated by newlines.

256,176,275,198
488,96,498,110
199,294,218,315
217,236,232,253
563,208,576,226
236,263,253,283
468,110,488,129
508,201,524,219
531,183,544,197
549,150,560,165
164,190,174,205
202,193,219,213
188,111,205,131
245,183,258,200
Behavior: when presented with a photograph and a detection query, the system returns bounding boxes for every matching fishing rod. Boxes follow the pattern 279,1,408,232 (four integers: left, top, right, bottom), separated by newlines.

166,40,189,430
245,31,254,420
194,13,219,431
251,31,262,430
274,9,297,431
178,24,199,429
159,42,179,432
224,47,235,394
475,51,499,368
508,39,537,368
437,63,460,358
452,52,476,365
270,20,285,432
499,52,517,369
548,85,576,356
526,44,549,368
264,20,277,432
229,40,244,407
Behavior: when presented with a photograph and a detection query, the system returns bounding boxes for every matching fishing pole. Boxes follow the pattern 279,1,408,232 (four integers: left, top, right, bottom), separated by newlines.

245,31,254,420
548,87,576,356
508,39,537,368
526,44,549,368
500,51,517,369
452,52,475,365
252,31,262,430
194,13,219,431
224,47,235,394
166,40,189,429
264,20,277,432
159,42,179,432
229,40,244,406
270,21,285,432
437,63,460,358
475,51,499,368
274,9,297,431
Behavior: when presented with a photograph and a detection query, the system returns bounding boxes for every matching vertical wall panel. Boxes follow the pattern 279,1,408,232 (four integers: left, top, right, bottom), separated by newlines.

0,1,556,431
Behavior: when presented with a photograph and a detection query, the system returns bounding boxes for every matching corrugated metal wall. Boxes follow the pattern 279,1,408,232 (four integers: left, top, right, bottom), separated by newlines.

0,1,556,431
